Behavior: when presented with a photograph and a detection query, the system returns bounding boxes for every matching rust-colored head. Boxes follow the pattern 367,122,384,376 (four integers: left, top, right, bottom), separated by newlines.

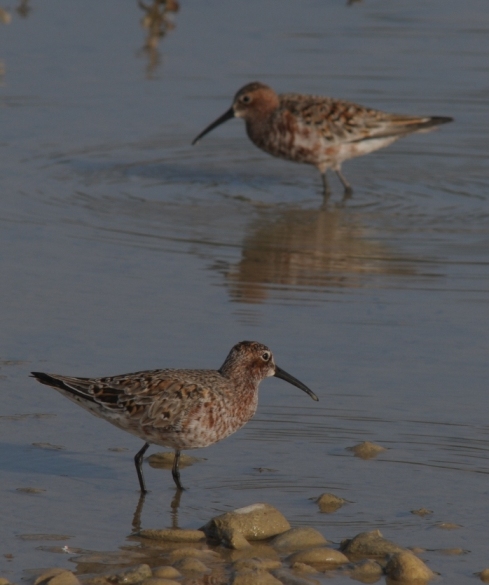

231,82,280,119
219,340,318,401
191,82,279,145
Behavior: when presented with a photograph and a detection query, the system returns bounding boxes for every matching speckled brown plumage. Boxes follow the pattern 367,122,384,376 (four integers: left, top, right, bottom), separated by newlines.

31,341,317,492
192,81,452,197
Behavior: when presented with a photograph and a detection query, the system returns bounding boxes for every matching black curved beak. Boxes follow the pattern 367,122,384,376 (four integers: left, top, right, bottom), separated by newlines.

274,366,318,401
192,106,235,145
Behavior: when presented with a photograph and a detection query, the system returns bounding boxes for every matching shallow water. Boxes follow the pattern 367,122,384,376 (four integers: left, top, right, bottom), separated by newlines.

0,0,488,583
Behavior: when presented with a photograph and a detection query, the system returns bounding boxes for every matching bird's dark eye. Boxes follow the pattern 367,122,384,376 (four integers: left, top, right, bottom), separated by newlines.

261,351,270,361
241,95,251,104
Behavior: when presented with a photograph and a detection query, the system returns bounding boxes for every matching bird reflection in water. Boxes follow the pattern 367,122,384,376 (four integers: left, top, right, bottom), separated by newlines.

16,0,31,17
137,0,179,77
226,205,418,304
132,489,182,533
0,1,31,26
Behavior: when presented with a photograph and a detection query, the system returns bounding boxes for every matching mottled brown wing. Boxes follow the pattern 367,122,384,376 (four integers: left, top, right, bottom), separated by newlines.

36,369,220,431
279,93,434,143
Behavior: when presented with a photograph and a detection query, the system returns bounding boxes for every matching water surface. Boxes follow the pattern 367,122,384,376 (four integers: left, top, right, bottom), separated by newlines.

0,0,488,583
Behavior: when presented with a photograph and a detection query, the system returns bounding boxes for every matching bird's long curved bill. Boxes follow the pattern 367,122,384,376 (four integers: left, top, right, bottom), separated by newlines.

274,366,318,401
192,107,235,145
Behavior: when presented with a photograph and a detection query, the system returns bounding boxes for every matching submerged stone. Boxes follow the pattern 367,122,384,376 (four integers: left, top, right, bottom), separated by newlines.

347,442,387,459
478,568,489,582
346,559,383,583
271,527,327,550
287,547,348,567
233,558,282,571
34,569,80,585
109,564,152,584
147,452,200,469
438,548,468,556
290,562,317,574
410,508,433,517
137,528,205,542
315,492,347,513
150,567,181,579
340,530,405,557
16,487,46,494
201,503,290,544
172,557,210,573
384,551,435,582
232,568,282,585
223,527,253,550
272,568,321,584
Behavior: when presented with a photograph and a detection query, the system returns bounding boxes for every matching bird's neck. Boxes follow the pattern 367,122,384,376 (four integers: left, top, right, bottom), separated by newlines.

219,363,261,398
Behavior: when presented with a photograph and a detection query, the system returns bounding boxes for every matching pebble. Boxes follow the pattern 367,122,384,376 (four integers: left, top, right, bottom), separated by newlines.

438,548,468,556
14,500,476,585
478,568,489,582
287,547,348,567
222,527,253,550
340,529,405,557
15,487,46,494
272,568,321,585
141,577,181,585
315,493,346,513
271,527,328,550
436,522,462,530
34,569,80,585
150,567,181,579
201,503,290,544
232,568,282,585
346,559,384,581
227,543,280,563
137,528,205,542
109,564,152,584
0,579,10,585
146,452,200,469
172,557,210,573
384,551,435,582
290,562,317,574
32,442,64,450
347,441,387,459
168,547,218,562
233,558,282,571
411,508,433,517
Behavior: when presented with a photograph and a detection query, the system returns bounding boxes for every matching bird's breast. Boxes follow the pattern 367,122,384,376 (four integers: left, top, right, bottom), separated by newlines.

246,111,328,167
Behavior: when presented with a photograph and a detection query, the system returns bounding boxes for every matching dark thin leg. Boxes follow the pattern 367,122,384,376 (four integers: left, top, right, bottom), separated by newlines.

134,442,150,493
321,172,331,198
172,449,185,491
335,169,353,198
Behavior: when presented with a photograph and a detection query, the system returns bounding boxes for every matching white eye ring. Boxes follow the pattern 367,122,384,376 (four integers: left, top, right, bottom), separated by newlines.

262,352,270,361
241,95,251,104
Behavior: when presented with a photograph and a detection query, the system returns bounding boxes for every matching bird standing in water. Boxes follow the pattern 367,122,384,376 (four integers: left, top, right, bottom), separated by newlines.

192,82,452,198
31,341,318,492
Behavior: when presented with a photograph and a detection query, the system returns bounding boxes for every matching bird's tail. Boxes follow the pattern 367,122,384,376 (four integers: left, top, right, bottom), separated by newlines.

31,371,96,403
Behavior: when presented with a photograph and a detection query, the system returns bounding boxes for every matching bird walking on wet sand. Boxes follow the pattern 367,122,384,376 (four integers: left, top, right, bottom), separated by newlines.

192,82,452,198
31,341,318,493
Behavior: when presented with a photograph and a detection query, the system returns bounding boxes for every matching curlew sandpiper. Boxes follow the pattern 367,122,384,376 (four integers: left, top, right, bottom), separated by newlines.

31,341,318,492
192,82,452,198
